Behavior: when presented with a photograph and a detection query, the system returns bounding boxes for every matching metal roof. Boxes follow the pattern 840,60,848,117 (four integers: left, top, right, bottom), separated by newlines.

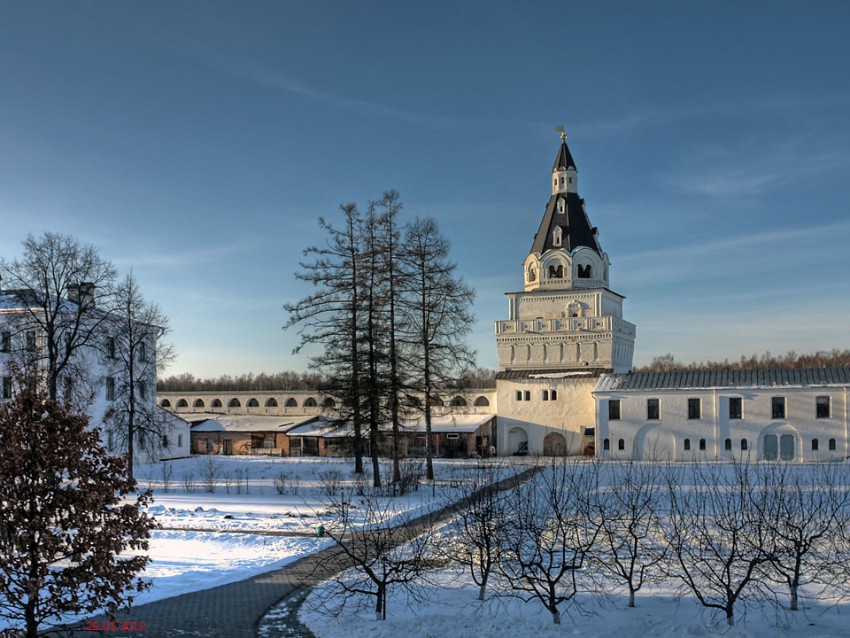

595,368,850,392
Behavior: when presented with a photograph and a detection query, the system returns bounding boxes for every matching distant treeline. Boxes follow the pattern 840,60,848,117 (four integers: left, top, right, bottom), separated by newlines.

634,349,850,373
157,367,498,392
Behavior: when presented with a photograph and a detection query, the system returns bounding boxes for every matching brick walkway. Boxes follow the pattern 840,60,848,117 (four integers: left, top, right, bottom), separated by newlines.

66,465,540,638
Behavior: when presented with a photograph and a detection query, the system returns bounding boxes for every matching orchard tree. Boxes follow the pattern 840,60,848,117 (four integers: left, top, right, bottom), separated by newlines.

103,272,176,479
0,374,154,638
0,232,117,401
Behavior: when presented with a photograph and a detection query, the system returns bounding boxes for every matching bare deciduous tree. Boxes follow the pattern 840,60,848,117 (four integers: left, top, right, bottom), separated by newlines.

315,492,435,621
595,460,667,607
499,459,602,624
663,461,772,627
0,232,117,401
103,272,176,479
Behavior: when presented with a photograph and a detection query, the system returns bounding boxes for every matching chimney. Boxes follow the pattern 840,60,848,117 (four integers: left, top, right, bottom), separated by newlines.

68,282,96,310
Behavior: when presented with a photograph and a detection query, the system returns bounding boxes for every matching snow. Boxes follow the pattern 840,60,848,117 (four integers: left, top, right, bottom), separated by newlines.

297,570,850,638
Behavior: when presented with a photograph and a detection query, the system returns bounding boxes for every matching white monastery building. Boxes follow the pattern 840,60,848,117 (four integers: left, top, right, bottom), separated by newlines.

159,136,850,463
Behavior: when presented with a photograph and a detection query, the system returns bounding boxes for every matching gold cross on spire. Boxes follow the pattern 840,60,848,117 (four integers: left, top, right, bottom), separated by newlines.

554,125,567,142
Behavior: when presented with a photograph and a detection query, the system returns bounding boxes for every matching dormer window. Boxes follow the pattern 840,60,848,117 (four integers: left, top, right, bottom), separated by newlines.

553,226,562,246
557,198,565,214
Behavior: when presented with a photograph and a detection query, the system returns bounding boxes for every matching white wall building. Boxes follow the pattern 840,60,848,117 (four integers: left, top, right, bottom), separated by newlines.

0,286,189,463
494,134,636,457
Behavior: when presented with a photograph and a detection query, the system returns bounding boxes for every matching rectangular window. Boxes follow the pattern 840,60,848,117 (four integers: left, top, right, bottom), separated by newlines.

608,399,621,421
647,398,660,420
106,377,115,401
1,377,11,400
162,435,169,448
516,391,522,401
772,396,786,419
729,397,742,419
25,330,36,353
688,398,701,420
139,381,147,400
816,395,830,419
106,337,116,360
139,341,147,363
178,433,183,448
0,331,10,353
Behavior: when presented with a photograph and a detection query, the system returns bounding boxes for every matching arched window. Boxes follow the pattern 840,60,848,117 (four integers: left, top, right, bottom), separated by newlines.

247,398,259,407
617,439,625,451
577,264,592,279
228,398,241,408
474,396,490,407
724,438,732,451
829,438,837,451
304,397,318,407
450,396,467,407
548,264,564,278
699,438,706,451
527,266,536,282
211,399,222,408
285,398,298,407
177,399,188,408
322,397,336,408
812,438,819,451
684,438,691,451
160,399,172,408
603,438,610,451
553,226,562,247
265,398,278,408
741,438,748,451
194,399,205,409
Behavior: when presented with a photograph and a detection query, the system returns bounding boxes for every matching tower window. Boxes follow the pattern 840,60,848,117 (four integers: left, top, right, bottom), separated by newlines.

577,264,591,279
548,265,564,278
553,227,562,246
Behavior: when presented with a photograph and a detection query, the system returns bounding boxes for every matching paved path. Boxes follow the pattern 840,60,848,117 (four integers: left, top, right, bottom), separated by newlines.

67,465,540,638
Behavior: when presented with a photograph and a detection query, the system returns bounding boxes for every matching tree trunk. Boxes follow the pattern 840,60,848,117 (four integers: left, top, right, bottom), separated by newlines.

790,582,799,611
551,608,561,624
628,587,636,608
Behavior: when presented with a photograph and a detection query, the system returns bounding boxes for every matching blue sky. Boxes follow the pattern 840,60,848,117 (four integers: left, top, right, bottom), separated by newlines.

1,1,849,377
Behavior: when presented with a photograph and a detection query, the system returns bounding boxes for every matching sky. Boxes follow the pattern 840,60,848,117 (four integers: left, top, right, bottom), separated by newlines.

1,1,849,378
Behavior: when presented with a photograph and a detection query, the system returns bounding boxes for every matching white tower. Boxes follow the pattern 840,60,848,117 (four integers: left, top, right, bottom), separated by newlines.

495,134,636,375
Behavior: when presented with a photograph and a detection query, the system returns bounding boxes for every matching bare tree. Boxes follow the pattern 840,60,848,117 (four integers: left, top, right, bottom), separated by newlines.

284,204,368,476
441,462,510,600
595,460,667,607
0,374,154,638
103,272,176,479
400,217,475,481
0,232,117,400
752,462,850,611
498,459,602,624
314,492,435,621
663,460,772,627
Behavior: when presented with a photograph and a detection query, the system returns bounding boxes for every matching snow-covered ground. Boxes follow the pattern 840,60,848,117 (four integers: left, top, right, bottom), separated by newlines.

133,455,526,605
299,569,850,638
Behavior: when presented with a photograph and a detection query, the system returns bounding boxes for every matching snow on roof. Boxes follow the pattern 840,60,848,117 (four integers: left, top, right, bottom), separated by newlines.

285,419,341,437
401,414,494,434
190,415,322,433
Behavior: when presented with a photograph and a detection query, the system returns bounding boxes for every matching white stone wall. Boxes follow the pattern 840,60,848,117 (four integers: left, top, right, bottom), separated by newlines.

596,386,849,462
496,376,597,456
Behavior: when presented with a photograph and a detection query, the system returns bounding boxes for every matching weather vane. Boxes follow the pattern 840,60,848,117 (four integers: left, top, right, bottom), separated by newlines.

554,125,567,142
